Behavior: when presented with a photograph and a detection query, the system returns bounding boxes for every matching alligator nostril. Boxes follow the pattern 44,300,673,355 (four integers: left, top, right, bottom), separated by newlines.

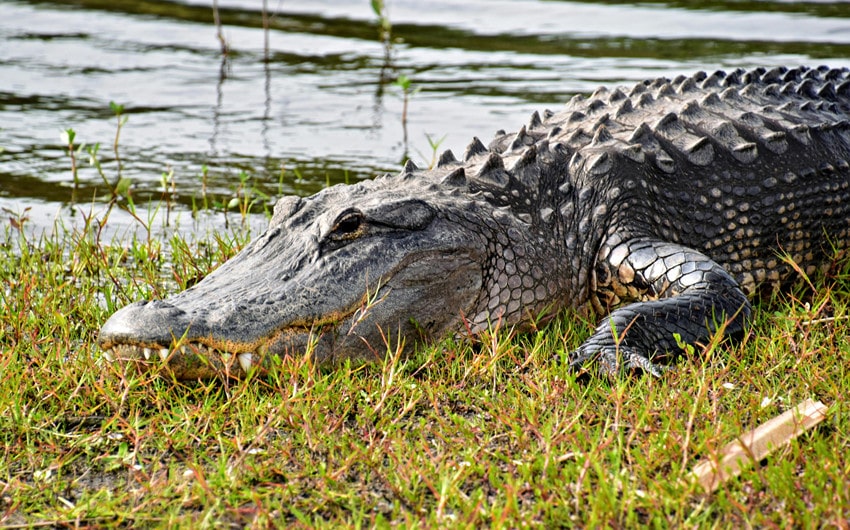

98,299,195,348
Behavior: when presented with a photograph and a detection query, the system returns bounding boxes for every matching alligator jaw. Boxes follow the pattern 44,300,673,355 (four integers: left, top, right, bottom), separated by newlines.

102,342,259,379
98,309,364,379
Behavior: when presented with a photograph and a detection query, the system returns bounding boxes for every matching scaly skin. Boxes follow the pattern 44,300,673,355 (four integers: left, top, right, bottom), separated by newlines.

99,65,850,379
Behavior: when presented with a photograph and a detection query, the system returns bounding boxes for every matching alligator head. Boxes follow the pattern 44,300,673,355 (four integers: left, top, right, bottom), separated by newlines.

98,163,571,379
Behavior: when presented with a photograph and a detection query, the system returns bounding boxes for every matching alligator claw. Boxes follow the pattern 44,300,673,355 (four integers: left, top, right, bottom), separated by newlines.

567,344,669,378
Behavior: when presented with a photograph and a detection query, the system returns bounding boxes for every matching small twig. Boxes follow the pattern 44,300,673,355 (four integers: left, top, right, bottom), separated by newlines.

799,314,850,327
691,398,828,493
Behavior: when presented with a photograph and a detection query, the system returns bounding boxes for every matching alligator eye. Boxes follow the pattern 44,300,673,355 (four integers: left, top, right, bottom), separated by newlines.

328,210,364,240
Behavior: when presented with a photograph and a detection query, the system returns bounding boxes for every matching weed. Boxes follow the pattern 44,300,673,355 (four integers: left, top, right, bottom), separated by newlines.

394,74,421,158
61,128,80,190
371,0,393,62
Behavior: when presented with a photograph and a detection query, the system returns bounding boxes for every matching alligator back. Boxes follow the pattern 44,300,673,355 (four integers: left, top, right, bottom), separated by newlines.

476,66,850,299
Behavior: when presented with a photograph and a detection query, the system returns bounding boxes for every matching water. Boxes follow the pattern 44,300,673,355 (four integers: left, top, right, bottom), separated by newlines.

3,0,850,237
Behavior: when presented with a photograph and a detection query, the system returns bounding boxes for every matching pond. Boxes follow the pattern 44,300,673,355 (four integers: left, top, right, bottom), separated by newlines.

3,0,850,237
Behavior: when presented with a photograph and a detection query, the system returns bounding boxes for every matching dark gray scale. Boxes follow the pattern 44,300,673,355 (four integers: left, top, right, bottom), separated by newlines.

562,66,850,376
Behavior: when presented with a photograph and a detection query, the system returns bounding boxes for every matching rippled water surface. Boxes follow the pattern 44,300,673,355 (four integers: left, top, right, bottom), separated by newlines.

3,0,850,235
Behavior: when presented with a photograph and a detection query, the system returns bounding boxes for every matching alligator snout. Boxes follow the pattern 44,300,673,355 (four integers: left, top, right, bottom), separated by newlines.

98,299,269,378
99,300,195,350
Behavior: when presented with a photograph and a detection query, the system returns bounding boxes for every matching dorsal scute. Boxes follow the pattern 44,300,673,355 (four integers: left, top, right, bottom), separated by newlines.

437,149,458,168
438,65,850,213
399,159,419,180
464,137,488,161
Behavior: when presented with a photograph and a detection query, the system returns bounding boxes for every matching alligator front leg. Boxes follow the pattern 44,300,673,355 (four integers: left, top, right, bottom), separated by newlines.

569,238,752,376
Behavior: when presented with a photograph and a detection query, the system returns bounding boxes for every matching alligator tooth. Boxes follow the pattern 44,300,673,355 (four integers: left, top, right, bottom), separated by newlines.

159,348,169,361
103,349,114,362
747,66,766,78
143,348,152,360
238,353,253,373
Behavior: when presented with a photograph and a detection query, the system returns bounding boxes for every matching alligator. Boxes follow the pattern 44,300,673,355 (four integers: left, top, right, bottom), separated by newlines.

99,65,850,380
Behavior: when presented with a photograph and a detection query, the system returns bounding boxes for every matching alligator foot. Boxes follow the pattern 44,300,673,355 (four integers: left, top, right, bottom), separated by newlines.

567,343,671,378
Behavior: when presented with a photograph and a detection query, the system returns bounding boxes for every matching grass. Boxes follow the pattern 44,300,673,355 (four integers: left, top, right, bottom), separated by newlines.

1,205,848,528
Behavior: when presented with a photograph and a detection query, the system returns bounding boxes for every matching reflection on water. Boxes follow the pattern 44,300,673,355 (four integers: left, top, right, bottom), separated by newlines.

2,0,850,235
